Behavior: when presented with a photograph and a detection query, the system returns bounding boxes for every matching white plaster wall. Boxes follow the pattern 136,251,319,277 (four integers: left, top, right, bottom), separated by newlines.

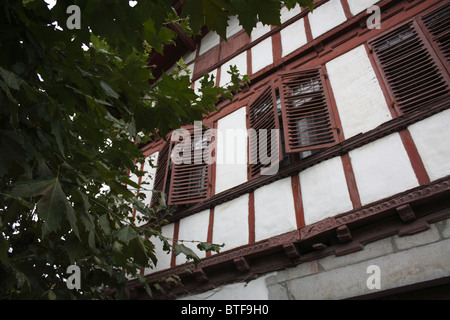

213,194,249,252
145,223,175,274
251,21,272,42
281,4,302,24
254,177,297,241
300,157,353,225
349,133,419,206
140,152,158,205
178,272,275,300
219,51,247,86
408,109,450,181
176,209,210,265
226,15,243,38
199,31,220,55
326,45,392,139
251,37,273,74
215,107,248,194
308,0,347,39
347,0,381,15
280,18,308,58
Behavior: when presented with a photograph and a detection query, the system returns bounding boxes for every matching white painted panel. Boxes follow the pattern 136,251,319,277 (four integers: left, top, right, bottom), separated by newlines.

347,0,381,15
227,15,242,38
251,21,272,42
251,37,273,74
219,51,247,86
199,31,220,55
280,18,308,57
308,0,347,39
213,194,249,252
145,223,174,274
254,177,297,241
281,4,302,24
178,272,275,300
140,152,158,205
134,152,158,227
300,157,353,225
326,45,391,139
176,210,210,265
408,109,450,181
349,133,419,205
215,107,248,194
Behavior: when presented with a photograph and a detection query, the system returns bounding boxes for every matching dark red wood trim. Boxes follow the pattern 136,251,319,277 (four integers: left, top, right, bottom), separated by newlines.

206,208,214,258
363,42,400,119
399,129,431,186
171,220,180,267
340,0,352,20
341,154,362,209
290,174,305,229
303,14,313,44
271,27,282,66
322,64,345,143
248,192,255,244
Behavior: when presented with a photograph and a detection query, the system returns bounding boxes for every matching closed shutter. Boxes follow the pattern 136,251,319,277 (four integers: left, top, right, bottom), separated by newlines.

278,67,338,154
420,3,450,70
369,21,450,114
168,130,211,205
247,82,282,179
151,141,171,206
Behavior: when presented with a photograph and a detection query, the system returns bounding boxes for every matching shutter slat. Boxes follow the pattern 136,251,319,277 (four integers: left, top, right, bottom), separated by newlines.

369,21,450,114
168,130,211,205
151,141,171,206
247,82,282,179
278,67,337,153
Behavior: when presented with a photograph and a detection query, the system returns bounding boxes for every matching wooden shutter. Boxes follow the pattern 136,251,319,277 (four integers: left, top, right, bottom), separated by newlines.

247,81,282,179
151,141,171,206
168,130,211,205
278,67,338,154
420,3,450,69
369,21,450,114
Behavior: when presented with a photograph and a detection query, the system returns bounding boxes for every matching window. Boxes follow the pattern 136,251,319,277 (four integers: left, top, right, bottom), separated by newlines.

152,129,213,206
278,67,338,153
369,4,450,114
247,81,282,179
247,66,339,178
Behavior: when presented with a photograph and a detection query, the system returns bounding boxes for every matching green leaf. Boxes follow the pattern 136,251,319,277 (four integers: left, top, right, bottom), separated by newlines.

100,80,120,99
173,243,199,262
115,225,138,245
10,178,55,198
0,66,23,90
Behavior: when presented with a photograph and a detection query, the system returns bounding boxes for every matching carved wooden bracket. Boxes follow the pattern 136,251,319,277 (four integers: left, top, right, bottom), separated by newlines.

193,268,209,283
336,225,352,243
234,257,250,273
396,204,416,223
283,242,300,259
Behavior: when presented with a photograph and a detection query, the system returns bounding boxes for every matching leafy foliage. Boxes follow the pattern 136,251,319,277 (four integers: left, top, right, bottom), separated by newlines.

0,0,313,299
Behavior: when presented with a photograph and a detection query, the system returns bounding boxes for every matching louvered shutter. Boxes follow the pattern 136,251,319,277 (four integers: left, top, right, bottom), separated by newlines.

420,3,450,69
369,21,450,114
278,67,338,154
168,130,211,205
247,82,282,179
151,141,171,206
